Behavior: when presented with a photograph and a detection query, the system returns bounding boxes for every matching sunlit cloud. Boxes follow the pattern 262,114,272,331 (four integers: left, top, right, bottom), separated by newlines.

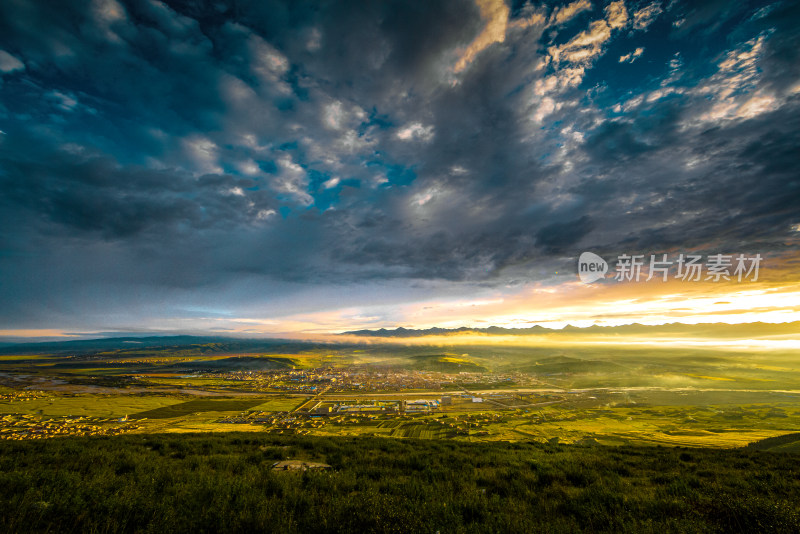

619,47,645,63
632,2,663,30
454,0,510,73
549,0,593,27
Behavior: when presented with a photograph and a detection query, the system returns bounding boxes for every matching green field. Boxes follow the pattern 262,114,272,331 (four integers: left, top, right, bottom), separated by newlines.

1,433,799,533
251,397,309,412
0,395,186,418
0,337,799,448
130,398,269,419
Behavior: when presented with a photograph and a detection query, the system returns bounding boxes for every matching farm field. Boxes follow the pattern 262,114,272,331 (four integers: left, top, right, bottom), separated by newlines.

0,394,185,418
0,336,797,449
4,389,797,448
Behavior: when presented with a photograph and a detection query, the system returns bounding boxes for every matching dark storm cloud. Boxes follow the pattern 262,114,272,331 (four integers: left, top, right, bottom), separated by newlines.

563,0,800,257
0,0,799,329
536,216,594,254
0,133,275,239
753,1,800,94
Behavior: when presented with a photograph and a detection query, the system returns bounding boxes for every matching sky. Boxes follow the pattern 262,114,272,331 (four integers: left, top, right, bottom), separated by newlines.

1,0,799,340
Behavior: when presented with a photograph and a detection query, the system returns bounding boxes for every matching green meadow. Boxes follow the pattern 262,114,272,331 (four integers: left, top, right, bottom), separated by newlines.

1,433,799,533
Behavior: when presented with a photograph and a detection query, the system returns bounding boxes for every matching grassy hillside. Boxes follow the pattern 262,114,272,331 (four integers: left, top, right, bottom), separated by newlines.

1,434,798,533
408,354,488,372
746,432,800,452
165,355,298,372
518,355,627,375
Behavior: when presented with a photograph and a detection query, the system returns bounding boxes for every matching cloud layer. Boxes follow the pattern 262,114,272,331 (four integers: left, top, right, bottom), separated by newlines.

0,0,798,333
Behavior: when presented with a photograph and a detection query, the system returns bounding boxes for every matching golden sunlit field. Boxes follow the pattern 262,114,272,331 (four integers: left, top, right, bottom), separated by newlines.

1,336,798,449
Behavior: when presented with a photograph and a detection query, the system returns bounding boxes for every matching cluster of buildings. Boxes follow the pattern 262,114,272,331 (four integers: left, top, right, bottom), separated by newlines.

0,390,48,402
0,414,140,440
194,366,533,394
216,402,512,438
317,398,441,414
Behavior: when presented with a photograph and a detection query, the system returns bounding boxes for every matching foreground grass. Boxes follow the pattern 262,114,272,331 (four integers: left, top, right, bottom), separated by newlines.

0,434,798,533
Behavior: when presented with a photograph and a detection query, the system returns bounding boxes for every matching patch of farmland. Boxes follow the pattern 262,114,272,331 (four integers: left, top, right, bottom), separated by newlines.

388,421,454,439
0,395,186,418
130,398,266,419
249,397,307,412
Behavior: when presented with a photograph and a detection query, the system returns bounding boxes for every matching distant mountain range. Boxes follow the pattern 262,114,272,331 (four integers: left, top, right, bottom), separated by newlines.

343,321,800,338
0,336,309,355
1,321,797,355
